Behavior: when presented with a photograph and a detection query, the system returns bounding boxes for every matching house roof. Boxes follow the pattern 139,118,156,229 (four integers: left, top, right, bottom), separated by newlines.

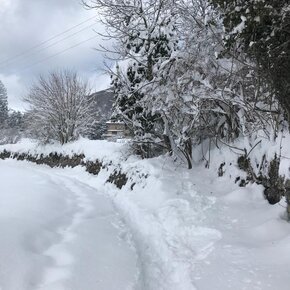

106,121,125,124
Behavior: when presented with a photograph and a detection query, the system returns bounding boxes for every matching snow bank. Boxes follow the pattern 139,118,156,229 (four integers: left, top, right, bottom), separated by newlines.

193,130,290,181
0,138,133,164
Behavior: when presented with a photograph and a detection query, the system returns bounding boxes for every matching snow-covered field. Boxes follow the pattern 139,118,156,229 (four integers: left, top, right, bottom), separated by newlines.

0,139,290,290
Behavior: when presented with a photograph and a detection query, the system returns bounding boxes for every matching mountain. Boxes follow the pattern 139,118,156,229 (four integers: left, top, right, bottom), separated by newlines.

91,89,114,120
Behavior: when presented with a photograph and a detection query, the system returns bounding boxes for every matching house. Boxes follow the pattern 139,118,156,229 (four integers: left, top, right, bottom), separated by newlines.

103,120,130,140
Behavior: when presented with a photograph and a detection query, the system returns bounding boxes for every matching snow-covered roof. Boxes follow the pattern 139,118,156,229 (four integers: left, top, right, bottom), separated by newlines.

106,120,125,124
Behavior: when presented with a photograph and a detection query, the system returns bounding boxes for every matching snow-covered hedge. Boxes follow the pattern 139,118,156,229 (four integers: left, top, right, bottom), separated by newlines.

0,138,140,189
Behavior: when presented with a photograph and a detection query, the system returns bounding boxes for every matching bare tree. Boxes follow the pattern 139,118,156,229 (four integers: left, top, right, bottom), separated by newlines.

25,70,94,144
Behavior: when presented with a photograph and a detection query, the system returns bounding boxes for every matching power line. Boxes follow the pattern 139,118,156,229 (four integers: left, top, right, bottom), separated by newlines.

0,15,96,66
20,35,98,72
0,22,97,69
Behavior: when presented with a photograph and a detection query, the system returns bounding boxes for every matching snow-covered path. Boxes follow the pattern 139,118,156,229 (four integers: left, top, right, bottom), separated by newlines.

0,160,139,290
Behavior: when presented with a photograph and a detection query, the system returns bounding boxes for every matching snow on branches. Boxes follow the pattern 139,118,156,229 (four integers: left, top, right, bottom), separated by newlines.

87,0,282,168
25,70,95,144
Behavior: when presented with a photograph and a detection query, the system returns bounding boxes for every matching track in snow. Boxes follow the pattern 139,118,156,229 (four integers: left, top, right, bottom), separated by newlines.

0,160,140,290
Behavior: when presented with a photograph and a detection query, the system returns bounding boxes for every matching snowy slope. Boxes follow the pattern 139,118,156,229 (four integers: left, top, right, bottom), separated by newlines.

186,166,290,290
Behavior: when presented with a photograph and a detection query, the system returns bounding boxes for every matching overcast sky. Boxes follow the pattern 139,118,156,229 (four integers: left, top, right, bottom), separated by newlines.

0,0,112,111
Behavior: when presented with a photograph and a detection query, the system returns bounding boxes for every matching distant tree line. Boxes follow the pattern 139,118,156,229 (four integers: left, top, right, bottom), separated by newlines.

0,80,25,144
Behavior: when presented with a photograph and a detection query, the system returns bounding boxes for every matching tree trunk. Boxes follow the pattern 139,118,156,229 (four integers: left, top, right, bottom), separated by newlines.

163,134,173,155
184,138,193,169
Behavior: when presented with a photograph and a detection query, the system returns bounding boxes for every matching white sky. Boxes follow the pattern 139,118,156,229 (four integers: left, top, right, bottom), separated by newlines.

0,0,112,111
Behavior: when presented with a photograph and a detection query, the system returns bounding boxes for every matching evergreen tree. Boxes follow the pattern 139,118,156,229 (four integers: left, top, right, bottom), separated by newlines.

105,0,178,156
0,80,8,127
7,110,24,130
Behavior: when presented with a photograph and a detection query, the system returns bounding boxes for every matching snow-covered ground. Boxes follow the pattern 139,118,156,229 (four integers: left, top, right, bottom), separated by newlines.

0,139,290,290
104,157,290,290
185,166,290,290
0,159,139,290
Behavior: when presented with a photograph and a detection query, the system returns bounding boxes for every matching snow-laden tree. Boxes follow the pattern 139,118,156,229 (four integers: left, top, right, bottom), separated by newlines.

87,0,278,168
7,110,24,130
0,110,24,145
0,80,8,128
25,70,95,144
112,13,178,156
85,0,178,156
143,0,278,167
211,0,290,124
